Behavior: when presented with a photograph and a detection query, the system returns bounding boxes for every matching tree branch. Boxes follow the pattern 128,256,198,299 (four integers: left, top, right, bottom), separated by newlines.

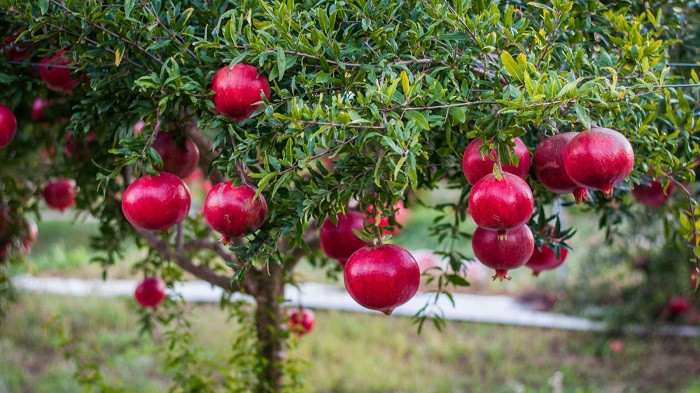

183,121,225,185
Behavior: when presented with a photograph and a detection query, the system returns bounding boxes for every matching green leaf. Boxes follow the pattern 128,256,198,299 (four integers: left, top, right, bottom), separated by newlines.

574,104,591,130
255,172,278,198
125,0,136,17
500,51,522,81
39,0,49,14
406,111,429,131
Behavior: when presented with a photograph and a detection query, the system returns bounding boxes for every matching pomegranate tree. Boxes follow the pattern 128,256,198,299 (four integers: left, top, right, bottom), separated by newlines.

344,244,420,315
1,2,697,391
134,277,167,308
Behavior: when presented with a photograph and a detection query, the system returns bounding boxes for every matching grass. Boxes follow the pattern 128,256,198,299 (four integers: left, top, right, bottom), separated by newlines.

1,293,699,393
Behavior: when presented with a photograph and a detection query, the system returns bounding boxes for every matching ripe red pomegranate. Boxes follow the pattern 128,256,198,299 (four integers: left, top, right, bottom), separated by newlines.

320,211,370,264
211,64,271,120
3,34,32,62
152,132,200,178
39,50,79,92
526,243,568,276
134,277,167,308
667,296,690,315
31,98,53,121
43,178,77,212
0,103,17,148
122,173,191,231
288,308,316,336
462,138,531,185
564,127,634,196
344,244,420,315
632,178,674,207
533,133,589,203
20,218,38,253
203,183,267,242
472,225,534,280
468,173,534,233
64,131,97,159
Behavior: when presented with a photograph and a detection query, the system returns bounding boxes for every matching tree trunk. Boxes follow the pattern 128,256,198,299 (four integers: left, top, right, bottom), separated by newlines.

253,262,286,393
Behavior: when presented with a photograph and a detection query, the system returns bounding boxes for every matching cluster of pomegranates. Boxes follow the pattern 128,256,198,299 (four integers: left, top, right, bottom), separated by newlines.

464,127,636,280
318,203,420,315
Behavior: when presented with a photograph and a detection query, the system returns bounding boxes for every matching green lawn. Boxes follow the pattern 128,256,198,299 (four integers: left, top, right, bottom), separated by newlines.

1,293,699,393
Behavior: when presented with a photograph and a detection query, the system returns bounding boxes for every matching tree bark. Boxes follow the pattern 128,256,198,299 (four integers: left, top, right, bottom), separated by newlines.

252,263,286,393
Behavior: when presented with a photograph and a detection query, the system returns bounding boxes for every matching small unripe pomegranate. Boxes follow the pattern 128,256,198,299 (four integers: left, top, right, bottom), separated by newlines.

533,132,589,203
667,296,690,315
133,120,146,135
320,211,370,264
288,308,316,336
134,277,167,308
472,225,534,280
462,137,531,185
0,103,17,148
152,132,200,179
211,64,271,120
632,178,674,207
39,50,79,92
43,178,77,212
468,173,534,233
203,183,267,242
344,244,420,315
31,98,53,121
19,218,38,253
526,243,568,276
564,127,634,196
122,173,191,231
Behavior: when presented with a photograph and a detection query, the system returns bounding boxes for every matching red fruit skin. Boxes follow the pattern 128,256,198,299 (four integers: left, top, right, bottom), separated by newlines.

20,218,38,253
319,211,370,261
564,127,634,196
0,103,17,148
462,137,531,185
344,244,420,314
610,340,624,353
667,296,690,315
632,178,674,207
31,98,52,121
3,35,32,62
533,132,589,203
211,64,271,121
134,277,167,308
38,51,79,92
122,173,191,231
203,183,267,241
152,133,200,178
472,225,534,280
525,243,568,276
288,308,316,336
43,178,77,212
64,131,97,159
468,173,534,232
